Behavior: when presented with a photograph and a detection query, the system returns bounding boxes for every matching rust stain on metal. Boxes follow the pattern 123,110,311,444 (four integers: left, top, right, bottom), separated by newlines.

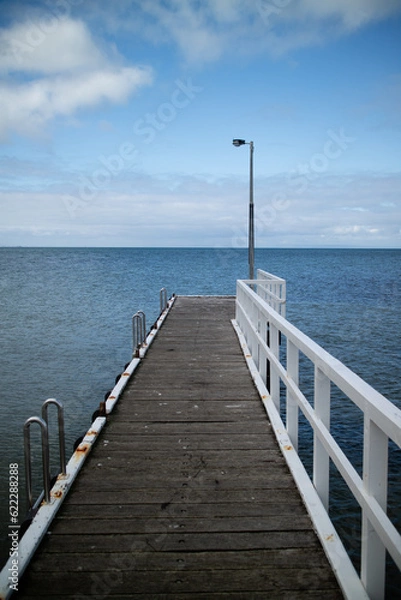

325,534,335,542
284,445,293,451
51,490,63,499
76,443,90,453
108,395,116,400
122,372,130,377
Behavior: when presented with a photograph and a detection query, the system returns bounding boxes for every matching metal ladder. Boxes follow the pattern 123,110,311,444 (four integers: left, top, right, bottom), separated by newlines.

23,398,66,513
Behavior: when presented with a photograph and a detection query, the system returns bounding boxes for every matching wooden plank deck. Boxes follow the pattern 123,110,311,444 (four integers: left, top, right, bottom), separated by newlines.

17,296,343,599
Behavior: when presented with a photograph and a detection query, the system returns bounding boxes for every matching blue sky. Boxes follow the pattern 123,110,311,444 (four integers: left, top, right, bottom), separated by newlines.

0,0,400,248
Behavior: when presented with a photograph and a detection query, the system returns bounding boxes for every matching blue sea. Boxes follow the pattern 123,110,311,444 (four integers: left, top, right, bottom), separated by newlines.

0,247,400,592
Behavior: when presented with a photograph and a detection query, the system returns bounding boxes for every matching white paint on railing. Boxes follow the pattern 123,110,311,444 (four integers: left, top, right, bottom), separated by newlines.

234,277,401,600
255,268,286,317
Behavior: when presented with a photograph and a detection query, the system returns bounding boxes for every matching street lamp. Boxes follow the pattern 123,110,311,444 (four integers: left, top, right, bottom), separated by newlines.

233,138,254,280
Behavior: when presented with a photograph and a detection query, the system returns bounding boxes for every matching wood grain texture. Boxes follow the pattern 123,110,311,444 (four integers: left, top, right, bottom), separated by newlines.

17,296,343,599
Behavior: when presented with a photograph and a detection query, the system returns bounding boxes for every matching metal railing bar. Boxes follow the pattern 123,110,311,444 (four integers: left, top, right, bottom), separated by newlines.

41,398,66,476
132,310,146,355
23,416,51,511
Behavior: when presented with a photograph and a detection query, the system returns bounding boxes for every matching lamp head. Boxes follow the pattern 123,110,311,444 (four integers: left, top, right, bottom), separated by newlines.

232,139,246,147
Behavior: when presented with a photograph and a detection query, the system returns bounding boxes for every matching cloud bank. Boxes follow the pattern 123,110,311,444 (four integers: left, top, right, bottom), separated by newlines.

0,169,399,248
1,1,400,138
0,16,153,140
99,0,401,62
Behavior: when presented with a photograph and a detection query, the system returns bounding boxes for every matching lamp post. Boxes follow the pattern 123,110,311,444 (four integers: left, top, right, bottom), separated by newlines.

233,139,254,280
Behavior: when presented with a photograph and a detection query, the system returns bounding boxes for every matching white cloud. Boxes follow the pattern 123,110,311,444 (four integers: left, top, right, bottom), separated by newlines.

0,171,400,247
299,0,401,30
0,67,152,140
127,0,401,62
0,17,106,74
136,0,227,63
2,1,401,73
0,16,153,140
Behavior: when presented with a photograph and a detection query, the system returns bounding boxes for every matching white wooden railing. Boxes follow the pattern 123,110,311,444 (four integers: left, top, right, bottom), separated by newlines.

255,269,286,317
233,274,401,600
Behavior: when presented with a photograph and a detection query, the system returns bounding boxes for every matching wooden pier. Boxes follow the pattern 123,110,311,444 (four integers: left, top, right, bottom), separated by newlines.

16,296,343,599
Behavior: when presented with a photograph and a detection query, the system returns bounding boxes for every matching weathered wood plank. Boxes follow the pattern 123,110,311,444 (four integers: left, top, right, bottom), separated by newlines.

114,399,266,421
23,530,324,554
16,296,343,599
28,548,335,572
64,487,300,505
57,500,306,519
104,421,272,434
18,592,343,600
86,446,284,461
19,566,340,595
69,471,296,491
49,515,314,535
76,433,277,451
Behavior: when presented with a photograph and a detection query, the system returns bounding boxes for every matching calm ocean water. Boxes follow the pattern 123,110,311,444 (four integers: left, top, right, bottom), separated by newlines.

0,247,400,591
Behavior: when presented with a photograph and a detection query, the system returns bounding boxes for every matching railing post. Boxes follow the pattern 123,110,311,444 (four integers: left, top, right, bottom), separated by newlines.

361,417,388,600
286,341,299,451
24,416,51,511
259,313,268,384
269,322,280,412
313,367,331,511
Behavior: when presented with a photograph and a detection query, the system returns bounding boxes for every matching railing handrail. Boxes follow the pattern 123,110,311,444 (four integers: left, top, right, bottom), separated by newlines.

132,310,146,355
23,398,67,513
256,268,286,285
42,398,66,476
23,416,51,511
235,277,401,600
243,280,286,305
254,269,286,316
240,280,401,442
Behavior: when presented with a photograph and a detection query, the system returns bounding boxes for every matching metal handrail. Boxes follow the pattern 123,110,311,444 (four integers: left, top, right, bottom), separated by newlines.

42,398,66,476
23,416,50,511
160,287,168,313
132,310,146,354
